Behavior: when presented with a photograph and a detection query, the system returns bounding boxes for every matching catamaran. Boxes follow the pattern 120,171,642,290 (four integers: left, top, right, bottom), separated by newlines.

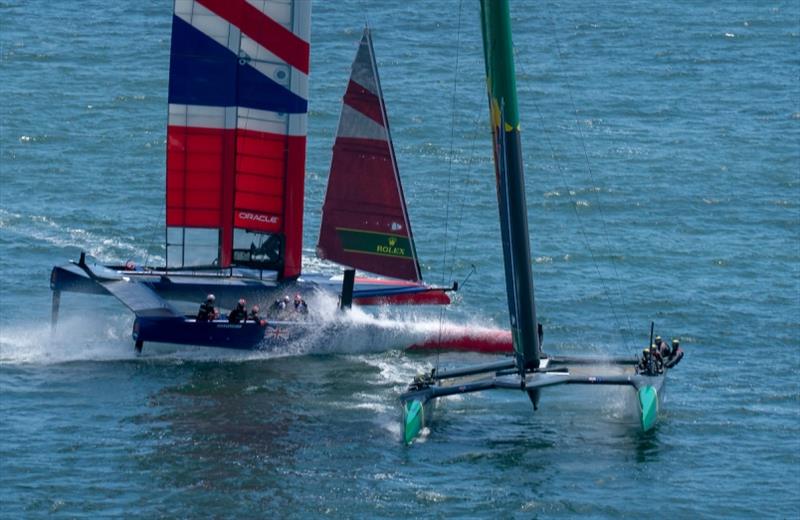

399,0,683,443
49,1,511,354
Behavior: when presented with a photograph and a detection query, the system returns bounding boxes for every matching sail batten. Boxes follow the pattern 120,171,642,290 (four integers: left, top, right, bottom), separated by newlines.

317,28,422,282
165,0,310,278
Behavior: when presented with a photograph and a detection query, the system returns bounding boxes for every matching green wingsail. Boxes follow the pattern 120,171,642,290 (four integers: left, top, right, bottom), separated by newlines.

479,0,541,371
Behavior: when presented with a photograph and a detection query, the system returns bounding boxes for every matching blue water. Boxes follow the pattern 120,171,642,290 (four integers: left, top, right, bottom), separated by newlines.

2,0,799,517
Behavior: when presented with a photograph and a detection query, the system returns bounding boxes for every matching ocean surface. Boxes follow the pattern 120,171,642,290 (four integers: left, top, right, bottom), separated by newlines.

1,0,798,517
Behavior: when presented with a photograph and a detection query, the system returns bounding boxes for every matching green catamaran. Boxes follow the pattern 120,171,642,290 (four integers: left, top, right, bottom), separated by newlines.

400,0,682,444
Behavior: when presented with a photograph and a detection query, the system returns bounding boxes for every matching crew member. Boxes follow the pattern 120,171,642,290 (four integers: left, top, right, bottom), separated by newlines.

638,347,651,373
197,294,217,322
650,343,664,374
249,305,264,325
228,298,248,324
270,295,290,318
665,338,684,368
294,293,308,314
272,295,290,311
654,336,670,358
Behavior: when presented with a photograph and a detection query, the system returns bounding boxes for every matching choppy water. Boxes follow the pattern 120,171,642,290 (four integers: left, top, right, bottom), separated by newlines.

1,0,799,517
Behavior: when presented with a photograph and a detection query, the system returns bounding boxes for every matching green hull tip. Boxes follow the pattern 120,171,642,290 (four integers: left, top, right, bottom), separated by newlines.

403,400,424,445
638,386,659,431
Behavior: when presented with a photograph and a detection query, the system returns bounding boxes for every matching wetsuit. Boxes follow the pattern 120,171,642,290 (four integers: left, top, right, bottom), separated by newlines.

656,339,671,359
228,305,247,324
665,347,684,368
269,300,287,319
197,301,216,322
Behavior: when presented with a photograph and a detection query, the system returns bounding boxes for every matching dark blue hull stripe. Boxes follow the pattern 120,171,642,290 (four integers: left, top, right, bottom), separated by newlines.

168,16,307,114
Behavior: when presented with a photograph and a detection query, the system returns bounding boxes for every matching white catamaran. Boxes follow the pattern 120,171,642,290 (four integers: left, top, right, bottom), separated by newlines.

399,0,683,443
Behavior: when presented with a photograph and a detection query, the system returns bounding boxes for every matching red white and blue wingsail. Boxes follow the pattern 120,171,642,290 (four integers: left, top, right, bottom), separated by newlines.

316,28,422,282
165,0,310,279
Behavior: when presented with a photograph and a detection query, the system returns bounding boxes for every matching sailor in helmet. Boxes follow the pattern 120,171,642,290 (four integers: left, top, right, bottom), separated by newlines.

665,338,684,368
655,335,671,358
293,293,308,314
228,298,248,324
650,343,664,374
248,304,263,324
638,347,651,373
197,294,218,322
270,295,291,318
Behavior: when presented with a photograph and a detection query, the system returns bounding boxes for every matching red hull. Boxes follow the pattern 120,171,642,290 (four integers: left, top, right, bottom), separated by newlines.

407,328,513,354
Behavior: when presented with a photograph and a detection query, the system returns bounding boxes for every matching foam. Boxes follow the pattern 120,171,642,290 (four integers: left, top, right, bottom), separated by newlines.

0,287,507,368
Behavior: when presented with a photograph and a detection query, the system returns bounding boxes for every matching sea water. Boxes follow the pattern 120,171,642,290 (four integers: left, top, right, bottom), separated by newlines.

1,0,798,517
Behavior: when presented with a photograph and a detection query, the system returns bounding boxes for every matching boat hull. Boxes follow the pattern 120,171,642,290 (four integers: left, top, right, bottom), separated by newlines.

50,262,450,309
637,374,666,431
133,317,268,350
50,259,513,353
399,357,670,443
407,329,512,354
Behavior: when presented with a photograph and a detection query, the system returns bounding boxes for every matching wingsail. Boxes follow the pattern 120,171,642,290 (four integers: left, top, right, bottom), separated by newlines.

165,0,311,279
316,28,422,282
480,0,540,369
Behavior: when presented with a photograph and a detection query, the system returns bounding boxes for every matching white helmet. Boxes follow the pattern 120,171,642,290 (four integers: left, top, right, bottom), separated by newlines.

207,294,215,302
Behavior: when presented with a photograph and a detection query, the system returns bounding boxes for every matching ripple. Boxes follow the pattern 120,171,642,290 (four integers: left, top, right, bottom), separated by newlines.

2,0,799,517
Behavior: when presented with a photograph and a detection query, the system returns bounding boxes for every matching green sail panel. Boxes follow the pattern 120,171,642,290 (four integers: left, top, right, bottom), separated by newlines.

337,228,414,260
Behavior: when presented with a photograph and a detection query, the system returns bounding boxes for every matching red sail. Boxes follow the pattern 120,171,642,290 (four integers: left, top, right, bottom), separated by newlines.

165,0,310,278
317,28,421,282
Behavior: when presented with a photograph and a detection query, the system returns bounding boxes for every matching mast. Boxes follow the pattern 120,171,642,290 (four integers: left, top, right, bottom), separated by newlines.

479,0,540,370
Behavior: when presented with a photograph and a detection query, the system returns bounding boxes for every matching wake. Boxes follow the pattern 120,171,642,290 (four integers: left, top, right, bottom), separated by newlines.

0,290,507,365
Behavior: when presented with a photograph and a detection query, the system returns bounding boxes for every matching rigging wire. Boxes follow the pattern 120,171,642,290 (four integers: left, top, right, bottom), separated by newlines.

541,8,637,346
439,0,465,287
518,63,632,349
434,109,487,361
143,201,165,268
446,102,489,285
509,12,635,349
435,0,465,370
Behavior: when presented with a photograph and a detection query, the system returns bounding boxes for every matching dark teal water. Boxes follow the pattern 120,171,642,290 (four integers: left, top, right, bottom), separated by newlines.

2,1,799,517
